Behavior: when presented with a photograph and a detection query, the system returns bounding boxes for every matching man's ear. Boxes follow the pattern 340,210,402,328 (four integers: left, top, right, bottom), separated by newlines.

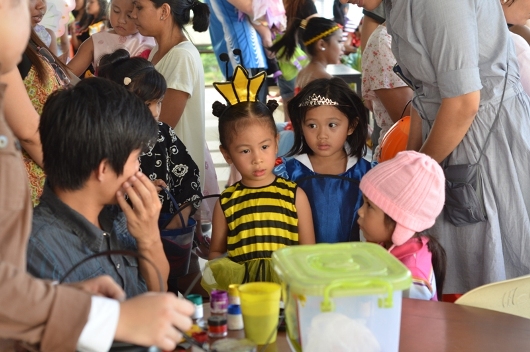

95,159,110,182
219,145,232,165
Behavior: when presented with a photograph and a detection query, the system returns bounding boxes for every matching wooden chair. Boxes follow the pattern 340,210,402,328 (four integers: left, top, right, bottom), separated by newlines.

455,275,530,319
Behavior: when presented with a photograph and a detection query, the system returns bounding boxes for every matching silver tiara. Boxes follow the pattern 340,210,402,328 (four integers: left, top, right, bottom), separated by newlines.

299,93,339,107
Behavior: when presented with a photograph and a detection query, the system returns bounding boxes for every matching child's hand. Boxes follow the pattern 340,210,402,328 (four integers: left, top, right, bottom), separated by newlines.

153,179,167,192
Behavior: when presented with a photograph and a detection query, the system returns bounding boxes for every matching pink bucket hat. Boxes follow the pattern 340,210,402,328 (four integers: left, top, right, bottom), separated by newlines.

359,151,445,246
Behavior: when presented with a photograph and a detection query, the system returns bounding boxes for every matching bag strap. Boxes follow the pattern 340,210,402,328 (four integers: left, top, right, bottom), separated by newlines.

476,64,509,164
160,191,222,229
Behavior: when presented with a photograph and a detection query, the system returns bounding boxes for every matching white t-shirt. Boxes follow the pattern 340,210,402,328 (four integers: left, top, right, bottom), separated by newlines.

150,41,206,186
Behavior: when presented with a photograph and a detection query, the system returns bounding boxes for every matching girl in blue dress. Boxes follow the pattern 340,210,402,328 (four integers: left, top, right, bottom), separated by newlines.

274,77,371,243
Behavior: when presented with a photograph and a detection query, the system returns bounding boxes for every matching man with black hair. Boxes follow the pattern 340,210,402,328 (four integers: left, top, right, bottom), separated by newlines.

27,77,169,297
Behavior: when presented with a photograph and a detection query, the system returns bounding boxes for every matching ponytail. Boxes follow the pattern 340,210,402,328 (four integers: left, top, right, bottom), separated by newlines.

425,235,446,301
191,1,210,32
269,18,303,61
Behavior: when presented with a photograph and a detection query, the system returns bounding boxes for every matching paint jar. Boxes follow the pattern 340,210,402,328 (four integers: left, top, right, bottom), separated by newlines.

227,304,244,330
228,284,241,305
207,316,228,338
186,294,204,321
210,290,228,316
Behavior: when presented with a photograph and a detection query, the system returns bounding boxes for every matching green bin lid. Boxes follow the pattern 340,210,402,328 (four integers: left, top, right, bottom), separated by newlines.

272,242,411,298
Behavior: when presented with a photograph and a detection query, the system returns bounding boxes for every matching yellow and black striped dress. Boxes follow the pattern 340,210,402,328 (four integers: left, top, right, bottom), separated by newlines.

201,177,299,293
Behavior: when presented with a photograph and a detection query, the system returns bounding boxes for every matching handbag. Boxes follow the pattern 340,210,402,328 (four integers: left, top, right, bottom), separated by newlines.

443,65,508,227
159,188,197,278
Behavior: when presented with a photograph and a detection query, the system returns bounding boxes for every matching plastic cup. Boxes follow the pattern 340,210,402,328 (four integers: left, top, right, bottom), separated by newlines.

238,282,281,345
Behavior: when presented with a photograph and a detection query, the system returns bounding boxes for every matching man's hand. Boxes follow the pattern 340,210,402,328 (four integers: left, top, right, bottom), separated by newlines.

115,293,195,351
117,172,169,291
68,275,126,301
117,172,161,246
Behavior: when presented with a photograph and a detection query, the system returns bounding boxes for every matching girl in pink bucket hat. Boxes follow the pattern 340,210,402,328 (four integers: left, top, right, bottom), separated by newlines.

358,150,446,301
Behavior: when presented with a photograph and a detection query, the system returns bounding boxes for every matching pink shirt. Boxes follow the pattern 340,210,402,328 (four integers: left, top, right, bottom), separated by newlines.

390,236,438,301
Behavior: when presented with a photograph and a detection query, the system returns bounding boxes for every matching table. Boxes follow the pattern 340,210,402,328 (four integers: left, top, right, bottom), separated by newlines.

200,298,530,351
326,64,362,97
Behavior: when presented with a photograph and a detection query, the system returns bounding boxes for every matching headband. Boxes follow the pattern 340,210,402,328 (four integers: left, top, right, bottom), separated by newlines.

303,25,341,47
299,93,339,107
213,65,266,106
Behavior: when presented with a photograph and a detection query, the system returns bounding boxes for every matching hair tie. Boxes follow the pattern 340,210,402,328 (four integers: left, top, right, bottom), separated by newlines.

124,77,132,86
300,19,308,29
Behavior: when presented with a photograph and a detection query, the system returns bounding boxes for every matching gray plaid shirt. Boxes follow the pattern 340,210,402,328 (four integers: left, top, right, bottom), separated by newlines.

27,184,147,297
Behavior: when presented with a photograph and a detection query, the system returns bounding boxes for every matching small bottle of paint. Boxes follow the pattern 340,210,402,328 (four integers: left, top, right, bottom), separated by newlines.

186,294,204,327
228,284,241,305
227,304,244,330
210,289,228,316
207,316,228,338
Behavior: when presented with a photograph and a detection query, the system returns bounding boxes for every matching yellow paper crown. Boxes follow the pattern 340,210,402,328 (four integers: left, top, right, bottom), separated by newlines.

213,65,266,106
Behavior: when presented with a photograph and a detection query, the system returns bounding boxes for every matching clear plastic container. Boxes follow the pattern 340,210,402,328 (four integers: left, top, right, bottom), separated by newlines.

272,242,411,352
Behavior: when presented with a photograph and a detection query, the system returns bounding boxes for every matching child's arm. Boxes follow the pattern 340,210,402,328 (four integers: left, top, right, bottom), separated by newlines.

209,200,229,260
45,28,58,56
158,89,189,129
295,187,315,244
67,36,94,77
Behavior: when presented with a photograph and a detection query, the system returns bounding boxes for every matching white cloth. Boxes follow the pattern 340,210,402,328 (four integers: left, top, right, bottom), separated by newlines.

150,41,206,187
77,296,120,352
92,31,155,69
149,42,219,221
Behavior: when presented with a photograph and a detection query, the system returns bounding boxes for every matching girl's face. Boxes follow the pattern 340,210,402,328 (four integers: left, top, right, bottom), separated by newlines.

502,0,530,25
75,0,85,10
0,0,30,75
30,0,47,27
220,121,279,188
110,0,138,36
301,105,355,158
323,30,344,64
146,98,163,120
357,195,394,248
86,0,100,15
130,0,161,37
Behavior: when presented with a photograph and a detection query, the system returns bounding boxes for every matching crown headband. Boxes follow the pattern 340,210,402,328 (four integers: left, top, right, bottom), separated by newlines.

213,65,266,106
303,25,341,47
299,93,339,107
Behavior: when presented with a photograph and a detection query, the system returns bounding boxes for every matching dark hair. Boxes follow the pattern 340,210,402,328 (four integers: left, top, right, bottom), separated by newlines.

287,77,368,159
269,17,339,60
213,101,279,148
98,49,167,102
284,0,317,26
150,0,209,32
39,77,158,191
333,0,348,27
24,29,69,83
384,215,446,301
78,0,108,33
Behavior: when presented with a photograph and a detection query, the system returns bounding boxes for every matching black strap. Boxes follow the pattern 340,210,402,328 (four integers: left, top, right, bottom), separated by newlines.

17,53,32,80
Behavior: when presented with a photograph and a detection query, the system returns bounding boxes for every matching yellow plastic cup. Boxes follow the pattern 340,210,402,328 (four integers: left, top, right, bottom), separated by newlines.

238,282,281,345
